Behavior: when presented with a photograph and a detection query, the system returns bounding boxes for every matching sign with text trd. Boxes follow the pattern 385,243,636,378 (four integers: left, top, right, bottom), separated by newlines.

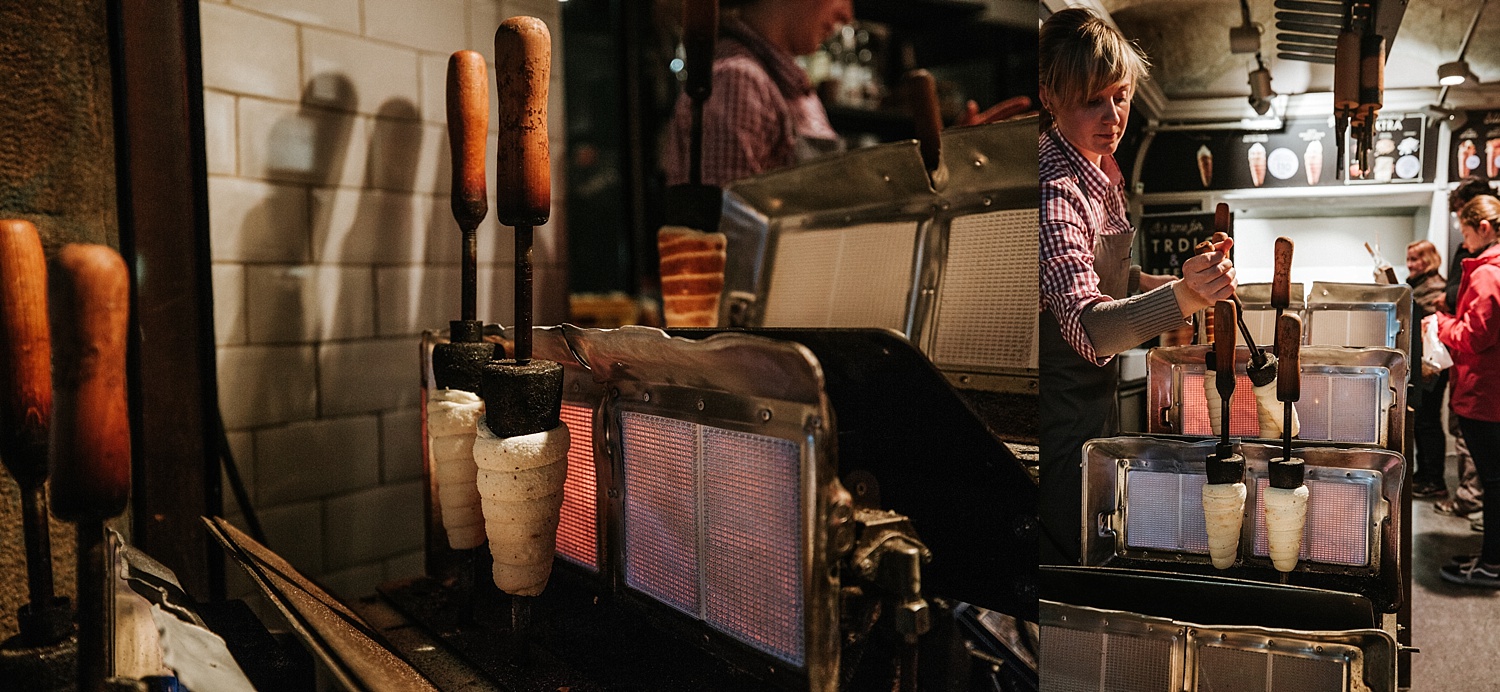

1139,211,1222,279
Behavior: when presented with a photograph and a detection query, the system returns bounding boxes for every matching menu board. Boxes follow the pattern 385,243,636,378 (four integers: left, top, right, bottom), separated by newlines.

1140,114,1433,193
1139,211,1221,279
1452,111,1500,180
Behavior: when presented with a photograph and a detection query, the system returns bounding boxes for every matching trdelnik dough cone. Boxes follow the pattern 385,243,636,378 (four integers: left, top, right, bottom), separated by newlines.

659,226,727,327
1203,481,1246,569
428,389,486,550
473,420,570,595
1263,472,1309,572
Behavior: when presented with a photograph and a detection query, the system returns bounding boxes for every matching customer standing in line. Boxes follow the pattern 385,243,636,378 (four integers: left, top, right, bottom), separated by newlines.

1435,177,1491,522
1433,195,1500,587
1408,239,1450,499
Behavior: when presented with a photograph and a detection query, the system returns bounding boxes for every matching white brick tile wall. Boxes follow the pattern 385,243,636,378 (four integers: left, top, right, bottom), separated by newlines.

302,28,421,119
254,416,381,505
365,0,467,55
237,97,368,188
422,196,463,264
379,407,423,483
231,0,360,33
208,176,310,263
475,264,516,326
375,266,460,337
203,90,237,176
413,123,450,196
418,54,451,127
323,481,425,570
319,338,422,415
310,187,426,264
216,345,318,427
212,263,246,345
200,4,301,100
245,265,377,343
471,0,563,66
364,114,429,192
255,499,325,573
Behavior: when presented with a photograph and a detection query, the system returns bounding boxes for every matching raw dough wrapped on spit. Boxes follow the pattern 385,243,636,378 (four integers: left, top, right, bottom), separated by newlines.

473,420,570,596
428,389,487,549
658,226,726,327
1202,481,1246,569
1202,371,1299,438
1263,479,1309,572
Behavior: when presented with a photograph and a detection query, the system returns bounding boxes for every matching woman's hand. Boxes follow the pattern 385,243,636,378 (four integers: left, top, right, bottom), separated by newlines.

1172,237,1238,316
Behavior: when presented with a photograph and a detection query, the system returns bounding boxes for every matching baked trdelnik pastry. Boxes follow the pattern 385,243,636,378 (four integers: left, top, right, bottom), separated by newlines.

658,226,727,327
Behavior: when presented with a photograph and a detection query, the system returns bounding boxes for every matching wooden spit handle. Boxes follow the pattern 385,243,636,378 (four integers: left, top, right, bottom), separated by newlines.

1276,313,1302,403
1334,31,1359,113
0,220,52,486
494,17,552,227
907,69,944,174
48,244,132,523
448,50,490,231
1271,236,1294,310
1214,299,1237,392
682,0,718,102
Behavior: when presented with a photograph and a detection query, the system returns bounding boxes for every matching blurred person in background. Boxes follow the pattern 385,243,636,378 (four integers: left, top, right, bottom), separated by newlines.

1435,177,1492,522
1432,195,1500,587
1407,238,1450,499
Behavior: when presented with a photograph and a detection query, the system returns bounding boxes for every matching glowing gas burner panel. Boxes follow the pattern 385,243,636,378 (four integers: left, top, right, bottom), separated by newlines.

619,411,806,667
556,403,599,571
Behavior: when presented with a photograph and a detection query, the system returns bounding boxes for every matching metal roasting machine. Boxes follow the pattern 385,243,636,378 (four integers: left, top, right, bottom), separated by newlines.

1041,226,1415,692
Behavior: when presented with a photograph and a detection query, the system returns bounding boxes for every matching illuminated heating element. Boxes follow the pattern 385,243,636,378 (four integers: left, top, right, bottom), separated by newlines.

556,403,598,570
1041,602,1394,692
1177,367,1385,444
1309,309,1394,349
619,411,805,667
1122,468,1375,567
762,222,918,330
930,209,1039,372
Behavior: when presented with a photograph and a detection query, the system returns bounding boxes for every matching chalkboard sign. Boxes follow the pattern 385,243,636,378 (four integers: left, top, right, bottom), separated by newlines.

1139,211,1223,278
1452,110,1500,181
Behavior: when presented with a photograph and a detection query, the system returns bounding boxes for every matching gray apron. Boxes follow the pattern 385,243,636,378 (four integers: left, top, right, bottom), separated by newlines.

1039,154,1136,564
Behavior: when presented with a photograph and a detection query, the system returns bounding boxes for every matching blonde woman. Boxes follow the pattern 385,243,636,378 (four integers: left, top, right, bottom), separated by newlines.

1037,7,1236,562
1407,239,1449,499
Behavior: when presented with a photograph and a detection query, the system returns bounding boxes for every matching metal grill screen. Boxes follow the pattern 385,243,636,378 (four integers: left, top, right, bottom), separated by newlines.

1296,373,1382,444
1124,470,1210,554
1242,308,1277,347
1198,646,1266,692
1252,477,1372,566
620,413,699,616
763,222,918,330
1040,626,1102,692
1040,627,1174,692
556,403,598,570
702,428,804,666
1179,370,1262,437
930,209,1039,371
1310,309,1392,348
619,412,807,667
1197,645,1348,691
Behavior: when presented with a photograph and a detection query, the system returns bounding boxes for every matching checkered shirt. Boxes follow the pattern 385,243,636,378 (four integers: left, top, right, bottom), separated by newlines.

663,16,837,187
1039,129,1135,365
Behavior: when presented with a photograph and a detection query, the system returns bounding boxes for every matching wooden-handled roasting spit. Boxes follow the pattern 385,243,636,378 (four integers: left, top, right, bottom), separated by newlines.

659,0,728,328
1195,204,1268,373
1265,313,1307,573
1271,237,1293,319
480,17,570,638
1202,299,1246,569
0,220,74,647
48,244,132,692
434,50,497,392
906,69,945,185
428,50,495,559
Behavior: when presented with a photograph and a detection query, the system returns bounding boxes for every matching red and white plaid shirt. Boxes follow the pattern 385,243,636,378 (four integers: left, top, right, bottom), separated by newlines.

1039,129,1135,365
663,17,837,186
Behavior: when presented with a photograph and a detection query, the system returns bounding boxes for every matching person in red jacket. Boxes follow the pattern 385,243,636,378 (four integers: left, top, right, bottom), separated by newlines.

1434,194,1500,587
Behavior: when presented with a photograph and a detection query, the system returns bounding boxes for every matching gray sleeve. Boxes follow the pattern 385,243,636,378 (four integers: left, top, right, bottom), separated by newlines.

1078,282,1188,358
